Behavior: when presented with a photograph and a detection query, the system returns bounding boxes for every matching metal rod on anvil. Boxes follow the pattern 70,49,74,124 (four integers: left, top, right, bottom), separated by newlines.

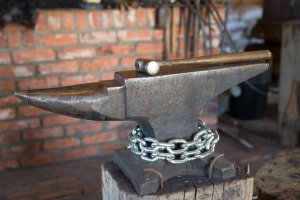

135,50,271,75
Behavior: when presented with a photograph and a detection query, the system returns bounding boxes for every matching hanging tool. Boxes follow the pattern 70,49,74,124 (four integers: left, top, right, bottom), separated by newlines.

193,0,201,57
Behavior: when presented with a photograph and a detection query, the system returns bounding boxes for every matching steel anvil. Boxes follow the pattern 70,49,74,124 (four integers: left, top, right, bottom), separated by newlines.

15,50,271,195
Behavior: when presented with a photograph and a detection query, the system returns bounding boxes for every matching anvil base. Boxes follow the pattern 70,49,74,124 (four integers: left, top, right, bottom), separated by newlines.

113,150,236,195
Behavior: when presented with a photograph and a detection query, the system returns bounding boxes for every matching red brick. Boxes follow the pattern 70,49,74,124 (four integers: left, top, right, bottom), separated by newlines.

13,49,55,64
101,71,114,80
75,10,88,30
0,95,21,108
7,28,22,48
88,10,101,29
43,115,80,127
117,29,152,42
97,46,113,56
147,8,155,26
61,12,75,31
61,74,97,86
136,43,163,54
21,153,57,167
0,108,16,120
0,160,18,170
0,133,20,144
13,65,35,77
0,67,13,78
0,118,40,132
153,30,164,40
1,142,41,157
22,30,36,47
0,52,11,64
82,131,118,145
0,80,15,93
19,106,49,117
97,45,134,56
112,10,125,28
18,76,59,90
82,58,119,71
125,9,136,27
63,146,100,159
136,8,148,27
66,121,102,135
101,11,113,29
47,11,62,31
4,23,25,31
58,47,96,60
24,127,64,140
34,10,47,31
79,31,116,44
110,45,134,55
38,33,78,47
120,56,136,67
43,137,80,150
103,142,126,152
39,61,79,75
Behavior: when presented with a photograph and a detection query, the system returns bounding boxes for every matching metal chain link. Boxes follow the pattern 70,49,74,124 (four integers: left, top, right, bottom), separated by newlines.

127,121,219,164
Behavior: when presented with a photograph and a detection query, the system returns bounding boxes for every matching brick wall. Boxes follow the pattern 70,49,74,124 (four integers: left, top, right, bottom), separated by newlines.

0,8,218,170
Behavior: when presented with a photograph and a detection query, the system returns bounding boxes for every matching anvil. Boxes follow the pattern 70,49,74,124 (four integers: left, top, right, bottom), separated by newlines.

15,50,271,195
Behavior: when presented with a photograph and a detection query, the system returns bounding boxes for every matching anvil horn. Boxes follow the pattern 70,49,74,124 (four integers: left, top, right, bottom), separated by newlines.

15,80,126,121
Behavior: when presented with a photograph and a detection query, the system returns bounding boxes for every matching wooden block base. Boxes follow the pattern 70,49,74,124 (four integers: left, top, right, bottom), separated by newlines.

102,162,254,200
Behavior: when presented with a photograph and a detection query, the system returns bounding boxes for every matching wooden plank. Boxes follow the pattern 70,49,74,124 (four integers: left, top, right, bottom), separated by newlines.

279,21,300,131
102,162,254,200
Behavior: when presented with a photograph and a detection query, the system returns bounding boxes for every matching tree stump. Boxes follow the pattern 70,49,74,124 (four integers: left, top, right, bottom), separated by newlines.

255,151,300,200
102,162,254,200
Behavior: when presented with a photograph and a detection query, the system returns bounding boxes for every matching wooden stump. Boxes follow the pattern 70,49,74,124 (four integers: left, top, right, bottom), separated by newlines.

255,151,300,200
102,162,254,200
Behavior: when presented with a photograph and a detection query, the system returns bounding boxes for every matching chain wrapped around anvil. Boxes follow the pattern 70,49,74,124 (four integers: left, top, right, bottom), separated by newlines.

127,121,219,164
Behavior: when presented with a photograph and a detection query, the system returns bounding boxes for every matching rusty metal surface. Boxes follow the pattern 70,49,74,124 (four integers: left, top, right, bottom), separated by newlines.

15,50,271,195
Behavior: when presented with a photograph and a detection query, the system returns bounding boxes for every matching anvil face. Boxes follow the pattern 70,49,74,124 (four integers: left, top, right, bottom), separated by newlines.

115,62,268,141
15,51,270,141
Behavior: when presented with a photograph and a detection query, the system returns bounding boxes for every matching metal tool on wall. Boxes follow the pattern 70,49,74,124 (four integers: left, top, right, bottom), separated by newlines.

16,50,271,195
155,0,236,59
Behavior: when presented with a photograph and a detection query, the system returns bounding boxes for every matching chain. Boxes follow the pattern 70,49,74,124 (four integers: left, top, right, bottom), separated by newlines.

127,121,219,164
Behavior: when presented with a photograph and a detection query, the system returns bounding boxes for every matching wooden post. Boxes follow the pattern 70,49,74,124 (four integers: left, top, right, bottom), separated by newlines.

102,162,254,200
279,21,300,131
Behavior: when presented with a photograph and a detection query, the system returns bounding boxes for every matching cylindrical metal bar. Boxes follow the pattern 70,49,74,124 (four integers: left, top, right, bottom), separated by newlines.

136,50,271,76
157,50,271,67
